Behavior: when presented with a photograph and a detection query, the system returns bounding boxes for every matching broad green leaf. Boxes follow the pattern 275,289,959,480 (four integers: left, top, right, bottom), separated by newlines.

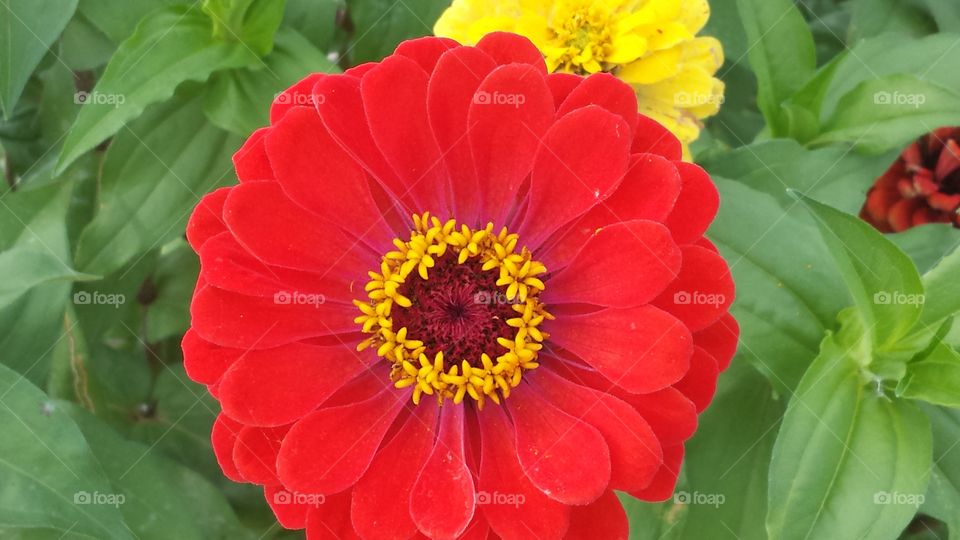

284,0,344,52
924,0,960,31
621,495,683,540
767,334,932,540
0,244,96,308
145,241,198,342
78,0,181,43
920,405,960,534
701,139,894,214
670,365,784,538
898,343,960,407
346,0,446,64
735,0,816,135
65,404,255,540
56,6,256,173
709,180,847,392
0,0,78,118
850,0,936,40
204,28,339,135
889,223,960,274
794,194,924,350
74,90,240,277
202,0,287,56
59,15,116,71
917,245,960,329
782,51,847,142
815,75,960,154
0,363,131,539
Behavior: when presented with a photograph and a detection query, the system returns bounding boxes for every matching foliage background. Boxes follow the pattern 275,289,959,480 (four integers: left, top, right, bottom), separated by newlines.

2,0,960,538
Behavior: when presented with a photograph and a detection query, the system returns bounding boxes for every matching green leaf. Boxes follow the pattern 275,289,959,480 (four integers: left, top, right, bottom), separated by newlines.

77,0,181,43
145,241,198,343
204,28,339,135
64,403,255,540
0,363,131,539
284,0,344,52
0,0,78,118
767,334,932,540
56,5,256,173
0,244,96,308
74,90,240,277
923,0,960,31
202,0,287,56
920,405,960,534
58,15,117,71
815,75,960,154
346,0,446,64
898,343,960,407
850,0,937,40
735,0,816,135
889,223,960,274
794,193,924,350
708,180,848,392
917,245,960,329
672,365,784,538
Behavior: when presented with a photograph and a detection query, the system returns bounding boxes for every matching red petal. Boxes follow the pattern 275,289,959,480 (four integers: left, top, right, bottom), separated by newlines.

265,484,322,529
219,342,373,427
564,490,628,540
265,107,393,246
519,106,632,248
664,162,719,245
181,328,238,385
277,387,406,494
234,128,274,182
223,181,374,275
557,73,638,134
540,153,681,269
362,55,451,215
476,32,547,72
546,72,583,110
410,406,476,539
694,313,739,371
507,385,611,505
632,115,682,161
626,388,698,445
234,425,288,485
211,413,244,482
935,138,960,180
652,245,735,332
888,197,924,232
186,187,230,251
469,64,555,224
672,346,720,412
271,73,324,125
428,46,498,226
395,36,461,73
352,402,439,540
313,74,412,210
546,220,681,308
198,232,354,304
476,405,571,540
305,491,360,539
533,368,662,492
190,284,356,349
546,305,693,393
628,444,684,502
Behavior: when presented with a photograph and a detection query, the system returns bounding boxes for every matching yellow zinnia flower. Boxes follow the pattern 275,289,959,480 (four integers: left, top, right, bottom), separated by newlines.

434,0,725,157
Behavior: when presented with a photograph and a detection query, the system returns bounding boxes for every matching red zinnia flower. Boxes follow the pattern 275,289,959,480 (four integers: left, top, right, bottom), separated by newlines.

861,127,960,232
184,32,737,539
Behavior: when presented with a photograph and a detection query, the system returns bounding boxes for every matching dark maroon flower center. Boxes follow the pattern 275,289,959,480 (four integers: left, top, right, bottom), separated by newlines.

392,253,517,363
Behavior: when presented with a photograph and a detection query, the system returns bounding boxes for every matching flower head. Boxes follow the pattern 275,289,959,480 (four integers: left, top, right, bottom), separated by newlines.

861,127,960,232
184,33,736,539
434,0,725,153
